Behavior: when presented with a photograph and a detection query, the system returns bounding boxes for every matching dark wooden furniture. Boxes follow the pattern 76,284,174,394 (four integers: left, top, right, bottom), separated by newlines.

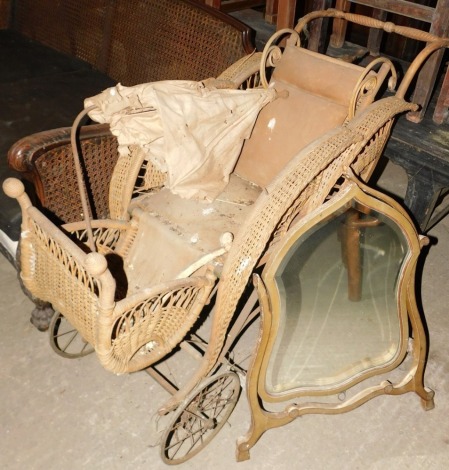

205,0,298,29
204,0,266,11
434,64,449,124
306,2,449,231
327,0,449,124
267,0,298,29
386,95,449,231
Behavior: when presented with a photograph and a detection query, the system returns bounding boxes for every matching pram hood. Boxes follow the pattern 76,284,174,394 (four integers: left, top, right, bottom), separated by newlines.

85,81,276,201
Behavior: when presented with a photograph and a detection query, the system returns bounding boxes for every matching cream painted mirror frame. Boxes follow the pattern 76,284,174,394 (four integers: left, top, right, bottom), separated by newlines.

237,174,434,461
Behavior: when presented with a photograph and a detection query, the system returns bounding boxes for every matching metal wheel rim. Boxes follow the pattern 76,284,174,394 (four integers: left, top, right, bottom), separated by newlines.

49,311,94,359
160,371,241,465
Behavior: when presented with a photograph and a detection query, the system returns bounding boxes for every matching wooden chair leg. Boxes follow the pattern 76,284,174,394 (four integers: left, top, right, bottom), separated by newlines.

367,9,388,56
308,0,334,53
330,0,350,48
340,209,383,301
265,0,278,24
275,0,297,30
340,210,362,302
407,0,449,123
433,64,449,124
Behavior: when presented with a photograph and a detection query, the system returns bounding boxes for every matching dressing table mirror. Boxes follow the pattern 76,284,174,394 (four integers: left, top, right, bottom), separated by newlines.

237,176,434,461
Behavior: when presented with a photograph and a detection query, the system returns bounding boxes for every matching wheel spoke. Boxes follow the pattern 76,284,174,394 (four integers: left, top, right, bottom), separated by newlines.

53,326,77,338
161,372,240,464
49,312,94,358
165,422,206,455
60,330,78,352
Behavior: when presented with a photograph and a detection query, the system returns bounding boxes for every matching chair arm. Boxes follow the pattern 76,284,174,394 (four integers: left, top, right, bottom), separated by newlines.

216,52,262,89
63,218,138,257
8,124,119,224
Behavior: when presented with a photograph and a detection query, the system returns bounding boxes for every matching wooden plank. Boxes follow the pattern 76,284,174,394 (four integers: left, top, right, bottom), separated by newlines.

276,0,296,29
366,9,387,55
218,0,266,12
265,0,278,24
433,66,449,124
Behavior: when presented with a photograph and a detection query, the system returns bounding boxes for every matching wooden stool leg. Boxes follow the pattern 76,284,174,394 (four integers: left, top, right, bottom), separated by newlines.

265,0,278,24
433,65,449,124
275,0,297,30
340,210,362,302
308,0,334,53
408,50,446,123
367,9,387,56
408,0,449,122
330,0,350,48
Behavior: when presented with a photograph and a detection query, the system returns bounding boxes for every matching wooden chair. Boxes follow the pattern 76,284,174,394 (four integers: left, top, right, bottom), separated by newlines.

306,4,449,230
313,0,449,123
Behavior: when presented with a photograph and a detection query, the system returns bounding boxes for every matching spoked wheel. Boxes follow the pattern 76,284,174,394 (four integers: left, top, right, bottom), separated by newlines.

160,371,241,465
49,311,94,358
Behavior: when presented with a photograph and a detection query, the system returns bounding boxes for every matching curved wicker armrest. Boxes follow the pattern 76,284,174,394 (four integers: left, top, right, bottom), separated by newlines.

96,273,216,374
8,123,119,224
63,218,138,257
216,52,262,89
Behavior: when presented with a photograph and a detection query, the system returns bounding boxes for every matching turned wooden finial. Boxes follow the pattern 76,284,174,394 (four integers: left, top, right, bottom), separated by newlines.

85,252,108,276
2,177,25,199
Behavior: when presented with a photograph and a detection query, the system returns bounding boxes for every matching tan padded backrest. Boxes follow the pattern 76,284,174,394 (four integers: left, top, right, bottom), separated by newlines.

235,45,366,188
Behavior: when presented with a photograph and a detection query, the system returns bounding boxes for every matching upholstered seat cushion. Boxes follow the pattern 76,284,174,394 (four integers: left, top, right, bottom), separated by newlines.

235,45,367,188
124,174,261,289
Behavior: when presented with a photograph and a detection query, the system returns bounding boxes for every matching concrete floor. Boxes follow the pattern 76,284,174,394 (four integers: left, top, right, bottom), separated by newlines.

1,158,449,469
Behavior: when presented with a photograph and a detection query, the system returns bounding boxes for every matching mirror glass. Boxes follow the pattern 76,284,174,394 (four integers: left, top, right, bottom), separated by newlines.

265,200,408,393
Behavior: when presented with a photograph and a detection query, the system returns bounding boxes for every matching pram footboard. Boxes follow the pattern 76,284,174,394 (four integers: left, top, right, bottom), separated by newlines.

19,207,109,346
96,275,216,374
63,219,138,257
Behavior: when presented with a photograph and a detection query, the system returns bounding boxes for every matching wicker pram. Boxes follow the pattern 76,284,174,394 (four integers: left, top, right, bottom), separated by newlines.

4,10,448,464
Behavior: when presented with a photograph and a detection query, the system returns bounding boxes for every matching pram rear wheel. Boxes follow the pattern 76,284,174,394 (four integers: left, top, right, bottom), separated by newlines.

160,371,241,464
49,311,94,358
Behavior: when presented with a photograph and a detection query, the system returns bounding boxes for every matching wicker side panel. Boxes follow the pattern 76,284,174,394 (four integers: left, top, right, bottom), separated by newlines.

108,146,167,220
12,0,112,67
106,0,250,85
35,135,119,223
99,277,215,374
21,218,98,345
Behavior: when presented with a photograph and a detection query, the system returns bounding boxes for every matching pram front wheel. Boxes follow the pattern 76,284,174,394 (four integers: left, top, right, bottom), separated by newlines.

160,371,241,464
49,311,94,359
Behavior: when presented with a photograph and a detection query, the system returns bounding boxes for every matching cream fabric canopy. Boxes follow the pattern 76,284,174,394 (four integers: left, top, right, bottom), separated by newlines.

85,81,276,201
